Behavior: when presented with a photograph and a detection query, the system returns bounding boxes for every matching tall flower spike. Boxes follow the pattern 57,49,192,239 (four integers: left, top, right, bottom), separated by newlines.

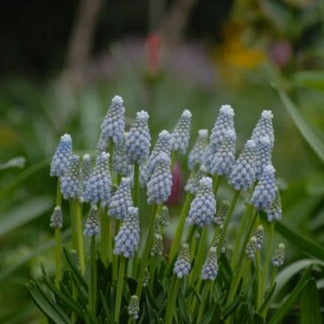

128,295,140,320
255,225,264,249
251,110,274,148
188,129,209,170
82,154,92,184
173,243,191,278
187,176,216,227
84,152,111,207
114,207,140,258
245,236,258,260
113,132,133,177
109,177,133,220
265,189,282,222
210,105,235,149
201,246,218,280
171,109,192,154
210,129,236,177
251,164,276,210
229,139,257,191
50,134,72,177
126,110,151,165
97,95,125,151
50,206,63,229
143,130,172,185
214,200,230,227
147,152,172,204
272,243,285,267
84,205,100,236
184,167,205,194
60,155,82,200
255,136,272,180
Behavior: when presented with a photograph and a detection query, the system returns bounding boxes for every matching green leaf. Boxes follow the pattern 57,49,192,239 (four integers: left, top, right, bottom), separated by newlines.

293,71,324,91
268,266,312,324
300,278,321,324
0,196,52,238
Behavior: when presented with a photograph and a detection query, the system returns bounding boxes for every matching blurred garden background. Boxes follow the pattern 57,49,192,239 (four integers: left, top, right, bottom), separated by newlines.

0,0,323,322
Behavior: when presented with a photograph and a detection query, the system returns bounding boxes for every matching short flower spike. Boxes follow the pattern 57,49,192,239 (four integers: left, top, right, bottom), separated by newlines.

188,129,209,170
81,154,92,183
272,243,285,267
97,95,125,151
126,110,151,165
214,200,230,227
114,207,140,258
60,154,82,201
255,225,264,249
229,139,257,191
245,236,258,260
50,134,73,177
201,246,218,280
251,164,276,210
109,177,133,220
128,295,139,320
171,109,192,154
84,205,100,236
187,176,216,227
173,243,191,278
184,168,205,195
84,152,111,207
251,110,274,148
113,132,133,177
50,206,63,229
265,188,282,222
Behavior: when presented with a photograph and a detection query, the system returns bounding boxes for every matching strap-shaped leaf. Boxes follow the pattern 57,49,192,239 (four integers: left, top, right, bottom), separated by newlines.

300,278,321,324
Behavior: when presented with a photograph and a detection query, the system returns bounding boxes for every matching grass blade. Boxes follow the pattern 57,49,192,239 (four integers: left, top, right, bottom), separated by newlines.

300,278,321,324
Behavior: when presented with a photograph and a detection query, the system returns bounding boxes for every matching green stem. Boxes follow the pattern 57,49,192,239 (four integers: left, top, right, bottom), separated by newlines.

114,257,126,323
56,179,62,206
263,222,275,288
262,267,278,316
74,200,85,275
133,163,140,207
255,249,263,309
136,204,159,297
169,192,193,260
165,276,180,324
217,190,240,257
150,257,157,283
88,236,97,318
197,281,212,322
100,208,109,266
213,174,221,196
54,228,62,289
107,215,113,265
170,150,176,169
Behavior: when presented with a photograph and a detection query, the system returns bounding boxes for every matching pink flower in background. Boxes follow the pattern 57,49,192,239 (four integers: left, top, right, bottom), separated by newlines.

167,162,184,206
268,41,292,67
147,33,161,75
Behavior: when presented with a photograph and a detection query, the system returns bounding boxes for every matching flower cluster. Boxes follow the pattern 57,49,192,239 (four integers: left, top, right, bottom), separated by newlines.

201,246,218,280
173,243,191,278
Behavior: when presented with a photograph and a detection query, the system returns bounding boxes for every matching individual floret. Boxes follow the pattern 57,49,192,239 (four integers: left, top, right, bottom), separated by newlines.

173,243,191,278
84,205,100,236
201,246,218,280
171,109,192,154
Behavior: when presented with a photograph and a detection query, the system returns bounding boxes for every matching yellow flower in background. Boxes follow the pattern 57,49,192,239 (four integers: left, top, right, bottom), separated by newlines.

0,124,19,148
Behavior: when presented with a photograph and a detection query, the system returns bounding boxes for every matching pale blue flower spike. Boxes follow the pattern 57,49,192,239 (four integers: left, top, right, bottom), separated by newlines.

187,176,216,227
201,143,217,174
114,206,140,258
50,206,63,229
84,205,100,236
171,109,192,154
185,168,205,195
255,136,272,180
126,111,151,165
201,246,218,280
50,134,73,177
265,189,282,222
109,177,133,220
84,152,111,207
147,152,172,205
210,129,236,177
60,154,82,201
173,243,191,278
188,129,209,170
251,164,276,210
272,243,285,267
98,95,125,151
255,225,264,249
228,139,257,191
251,110,274,148
113,132,133,177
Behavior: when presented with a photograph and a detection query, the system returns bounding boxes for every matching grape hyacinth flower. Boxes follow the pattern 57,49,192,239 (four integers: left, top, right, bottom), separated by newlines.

113,133,133,177
251,110,274,148
250,165,276,210
173,243,191,278
128,295,139,320
114,207,140,258
201,246,218,280
60,155,82,201
188,129,209,170
255,136,272,180
229,139,257,191
97,95,125,151
187,177,216,227
126,111,151,165
147,153,172,204
255,225,264,249
84,152,111,207
50,206,63,229
266,189,282,222
81,154,92,183
184,168,205,194
210,129,236,177
158,205,170,227
151,226,163,257
245,236,258,260
84,205,100,236
272,243,285,267
171,109,192,154
109,177,133,220
50,134,73,177
214,200,230,227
